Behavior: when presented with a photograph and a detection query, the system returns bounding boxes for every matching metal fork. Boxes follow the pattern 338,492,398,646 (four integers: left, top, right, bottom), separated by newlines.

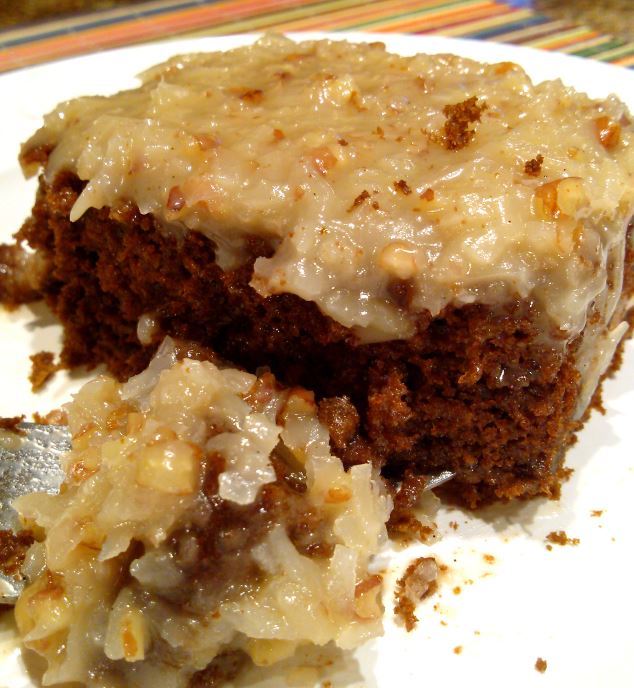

0,422,453,605
0,423,67,603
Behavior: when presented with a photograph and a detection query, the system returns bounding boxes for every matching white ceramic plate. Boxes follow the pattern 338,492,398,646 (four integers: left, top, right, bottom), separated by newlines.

1,33,633,688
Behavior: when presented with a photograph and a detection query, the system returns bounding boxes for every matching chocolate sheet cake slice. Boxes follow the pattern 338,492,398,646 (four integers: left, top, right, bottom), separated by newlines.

4,34,634,506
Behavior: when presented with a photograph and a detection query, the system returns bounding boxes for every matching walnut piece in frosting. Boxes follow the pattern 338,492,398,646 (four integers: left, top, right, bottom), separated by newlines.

20,34,634,346
13,338,392,688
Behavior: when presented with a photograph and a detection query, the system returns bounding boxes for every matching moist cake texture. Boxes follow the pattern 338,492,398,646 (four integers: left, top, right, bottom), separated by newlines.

12,338,392,687
4,35,634,504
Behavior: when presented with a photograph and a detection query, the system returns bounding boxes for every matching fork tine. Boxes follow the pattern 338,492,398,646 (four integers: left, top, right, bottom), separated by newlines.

0,423,69,603
1,422,454,605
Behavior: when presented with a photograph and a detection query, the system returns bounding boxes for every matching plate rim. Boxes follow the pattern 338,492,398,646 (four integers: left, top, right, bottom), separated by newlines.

1,31,633,102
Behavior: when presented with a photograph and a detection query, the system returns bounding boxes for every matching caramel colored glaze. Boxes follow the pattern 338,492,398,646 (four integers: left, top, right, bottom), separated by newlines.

15,174,632,506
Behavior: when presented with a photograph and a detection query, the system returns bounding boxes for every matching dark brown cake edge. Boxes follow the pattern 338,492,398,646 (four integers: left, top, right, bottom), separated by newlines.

5,172,634,507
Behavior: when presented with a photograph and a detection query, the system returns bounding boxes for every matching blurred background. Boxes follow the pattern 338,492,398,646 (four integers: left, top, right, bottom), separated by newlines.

0,0,139,27
0,1,147,27
0,0,632,40
536,0,632,42
1,0,632,74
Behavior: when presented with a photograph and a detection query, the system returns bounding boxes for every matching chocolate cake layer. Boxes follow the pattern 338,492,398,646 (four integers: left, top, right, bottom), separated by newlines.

4,36,634,506
18,172,631,506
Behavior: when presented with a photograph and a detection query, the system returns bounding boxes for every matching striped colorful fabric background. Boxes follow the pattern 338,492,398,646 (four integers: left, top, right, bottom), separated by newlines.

1,0,633,74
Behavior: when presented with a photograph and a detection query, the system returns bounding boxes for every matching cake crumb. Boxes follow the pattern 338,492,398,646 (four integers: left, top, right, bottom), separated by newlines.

524,154,544,176
317,395,360,450
29,351,61,392
387,471,436,543
591,509,603,517
535,657,548,673
0,243,46,306
483,553,495,564
558,466,575,481
393,179,412,195
442,96,486,150
0,415,25,434
394,556,439,631
347,190,370,212
0,529,35,578
453,645,463,655
452,586,461,595
33,408,68,425
546,530,580,547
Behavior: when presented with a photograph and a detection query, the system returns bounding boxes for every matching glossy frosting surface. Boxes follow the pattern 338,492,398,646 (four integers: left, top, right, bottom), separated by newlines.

23,35,634,342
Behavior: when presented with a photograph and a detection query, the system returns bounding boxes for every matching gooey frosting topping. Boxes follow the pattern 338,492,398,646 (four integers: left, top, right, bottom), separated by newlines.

22,34,634,343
